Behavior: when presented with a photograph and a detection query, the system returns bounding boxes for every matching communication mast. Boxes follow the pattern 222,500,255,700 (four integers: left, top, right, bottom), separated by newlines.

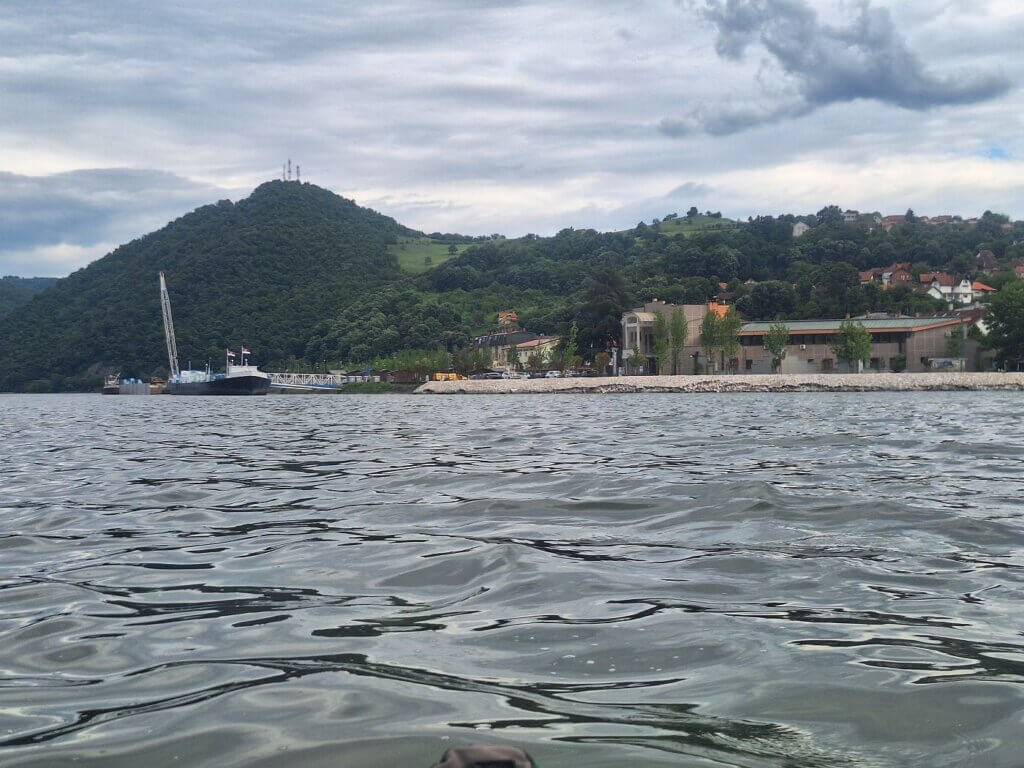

296,164,300,182
159,272,180,378
287,159,292,181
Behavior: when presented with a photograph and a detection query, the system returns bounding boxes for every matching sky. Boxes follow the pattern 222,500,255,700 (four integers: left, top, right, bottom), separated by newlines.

1,0,1022,277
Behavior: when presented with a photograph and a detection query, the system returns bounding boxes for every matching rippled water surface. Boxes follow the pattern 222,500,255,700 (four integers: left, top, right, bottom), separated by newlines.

2,392,1023,767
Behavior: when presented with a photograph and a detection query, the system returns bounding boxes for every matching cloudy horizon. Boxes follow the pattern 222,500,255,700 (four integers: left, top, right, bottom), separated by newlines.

2,0,1021,277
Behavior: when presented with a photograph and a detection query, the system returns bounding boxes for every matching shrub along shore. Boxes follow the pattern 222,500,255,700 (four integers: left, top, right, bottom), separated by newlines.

414,372,1024,394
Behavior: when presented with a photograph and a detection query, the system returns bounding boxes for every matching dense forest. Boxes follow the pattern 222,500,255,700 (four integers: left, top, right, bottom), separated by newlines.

1,184,1022,391
0,181,412,391
0,276,58,319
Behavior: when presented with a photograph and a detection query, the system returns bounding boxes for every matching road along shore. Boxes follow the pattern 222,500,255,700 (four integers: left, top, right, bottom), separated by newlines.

414,372,1024,394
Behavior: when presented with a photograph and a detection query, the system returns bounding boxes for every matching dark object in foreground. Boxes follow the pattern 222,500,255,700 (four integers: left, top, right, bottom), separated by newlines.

431,745,537,768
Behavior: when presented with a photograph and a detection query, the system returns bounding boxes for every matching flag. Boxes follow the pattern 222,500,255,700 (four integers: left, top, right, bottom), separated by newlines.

241,347,251,355
227,350,236,357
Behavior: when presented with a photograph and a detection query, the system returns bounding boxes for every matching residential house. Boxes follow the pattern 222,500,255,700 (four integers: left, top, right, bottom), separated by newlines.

922,274,975,305
1015,265,1024,278
472,329,542,369
972,281,997,298
514,336,561,368
842,209,860,223
975,250,999,273
880,215,906,232
859,262,912,287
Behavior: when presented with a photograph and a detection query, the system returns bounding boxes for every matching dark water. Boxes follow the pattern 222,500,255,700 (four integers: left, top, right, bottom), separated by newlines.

1,393,1023,768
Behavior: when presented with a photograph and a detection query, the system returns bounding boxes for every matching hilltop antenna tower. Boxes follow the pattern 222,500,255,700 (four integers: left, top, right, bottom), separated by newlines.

159,271,180,379
296,164,300,182
287,159,292,181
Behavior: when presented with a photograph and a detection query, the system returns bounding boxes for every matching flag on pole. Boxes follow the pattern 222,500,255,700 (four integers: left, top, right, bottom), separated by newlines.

241,347,251,355
227,350,236,358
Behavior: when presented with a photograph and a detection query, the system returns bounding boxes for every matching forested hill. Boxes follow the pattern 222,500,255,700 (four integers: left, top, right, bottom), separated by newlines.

2,186,1022,391
0,181,413,391
0,277,58,319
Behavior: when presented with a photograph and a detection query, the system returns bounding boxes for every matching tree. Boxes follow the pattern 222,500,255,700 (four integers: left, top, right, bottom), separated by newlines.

905,208,916,224
653,312,671,374
764,321,790,373
830,320,872,372
424,255,432,267
594,351,611,375
687,206,699,218
576,265,630,351
447,244,458,255
944,330,963,358
506,344,521,371
816,205,843,226
985,280,1024,369
669,309,688,375
561,321,579,371
526,350,547,372
627,346,645,374
736,280,796,320
699,310,720,374
718,308,742,373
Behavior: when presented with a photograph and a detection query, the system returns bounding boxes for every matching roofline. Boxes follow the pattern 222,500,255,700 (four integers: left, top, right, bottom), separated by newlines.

739,317,962,336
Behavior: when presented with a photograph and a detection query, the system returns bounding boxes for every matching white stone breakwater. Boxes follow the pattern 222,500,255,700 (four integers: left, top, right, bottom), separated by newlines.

414,372,1024,394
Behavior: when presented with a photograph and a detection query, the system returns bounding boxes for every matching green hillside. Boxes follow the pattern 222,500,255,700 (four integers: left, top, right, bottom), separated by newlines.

1,185,1022,391
0,276,58,319
0,181,413,391
389,236,467,273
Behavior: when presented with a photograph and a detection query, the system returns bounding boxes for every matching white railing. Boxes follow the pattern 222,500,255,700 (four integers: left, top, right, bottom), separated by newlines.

267,372,345,389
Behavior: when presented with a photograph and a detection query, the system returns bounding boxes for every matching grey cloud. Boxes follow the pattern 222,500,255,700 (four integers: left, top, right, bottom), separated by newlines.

662,0,1012,136
0,169,234,265
665,181,712,198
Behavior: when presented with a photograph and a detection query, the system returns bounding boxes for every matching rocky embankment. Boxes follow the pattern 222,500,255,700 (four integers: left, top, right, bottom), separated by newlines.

414,372,1024,394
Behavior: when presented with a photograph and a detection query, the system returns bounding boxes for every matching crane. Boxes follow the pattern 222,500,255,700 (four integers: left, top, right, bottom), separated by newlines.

159,271,180,379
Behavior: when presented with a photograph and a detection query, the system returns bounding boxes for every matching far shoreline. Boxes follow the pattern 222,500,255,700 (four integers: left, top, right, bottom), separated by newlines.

414,372,1024,394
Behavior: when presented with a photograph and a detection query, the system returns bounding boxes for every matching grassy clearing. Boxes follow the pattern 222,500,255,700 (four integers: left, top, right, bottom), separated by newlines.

390,237,468,273
653,216,738,237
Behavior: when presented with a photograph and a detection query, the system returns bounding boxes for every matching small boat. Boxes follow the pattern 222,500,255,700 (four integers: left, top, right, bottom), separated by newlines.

159,272,270,396
102,372,121,395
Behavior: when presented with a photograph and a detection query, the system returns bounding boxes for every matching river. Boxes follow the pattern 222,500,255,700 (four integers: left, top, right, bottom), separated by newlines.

1,393,1022,767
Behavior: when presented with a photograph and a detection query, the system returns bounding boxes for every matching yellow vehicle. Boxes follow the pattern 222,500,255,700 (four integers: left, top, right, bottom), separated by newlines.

432,371,467,381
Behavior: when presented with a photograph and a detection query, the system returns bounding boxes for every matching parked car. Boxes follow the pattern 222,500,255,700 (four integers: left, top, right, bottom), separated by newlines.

544,370,561,378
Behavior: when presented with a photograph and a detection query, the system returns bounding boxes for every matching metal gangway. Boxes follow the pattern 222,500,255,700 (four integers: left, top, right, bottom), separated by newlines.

267,372,345,391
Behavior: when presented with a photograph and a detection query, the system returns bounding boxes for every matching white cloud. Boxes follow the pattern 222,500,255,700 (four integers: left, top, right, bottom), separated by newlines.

0,0,1020,274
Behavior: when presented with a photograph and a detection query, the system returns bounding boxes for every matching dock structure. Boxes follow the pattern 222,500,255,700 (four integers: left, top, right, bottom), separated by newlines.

267,372,345,392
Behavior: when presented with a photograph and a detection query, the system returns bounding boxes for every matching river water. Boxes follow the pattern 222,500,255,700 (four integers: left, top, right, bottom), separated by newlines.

1,393,1022,767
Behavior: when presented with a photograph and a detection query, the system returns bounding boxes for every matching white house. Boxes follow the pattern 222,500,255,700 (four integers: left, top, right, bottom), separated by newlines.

926,277,975,305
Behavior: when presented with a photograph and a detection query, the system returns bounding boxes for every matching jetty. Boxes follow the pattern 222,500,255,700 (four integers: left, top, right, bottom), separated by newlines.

414,372,1024,394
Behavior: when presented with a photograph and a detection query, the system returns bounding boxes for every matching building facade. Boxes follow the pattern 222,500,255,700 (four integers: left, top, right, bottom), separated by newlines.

738,317,964,373
621,306,967,374
620,301,729,373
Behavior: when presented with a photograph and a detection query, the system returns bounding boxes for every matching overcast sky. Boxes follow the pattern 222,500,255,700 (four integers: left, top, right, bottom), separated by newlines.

2,0,1022,276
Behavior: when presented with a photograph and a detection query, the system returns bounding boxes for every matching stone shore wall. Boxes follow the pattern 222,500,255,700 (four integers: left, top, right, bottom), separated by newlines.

414,372,1024,395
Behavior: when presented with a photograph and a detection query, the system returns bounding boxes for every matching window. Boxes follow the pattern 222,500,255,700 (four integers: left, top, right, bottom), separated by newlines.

745,359,753,370
822,358,834,371
807,359,815,365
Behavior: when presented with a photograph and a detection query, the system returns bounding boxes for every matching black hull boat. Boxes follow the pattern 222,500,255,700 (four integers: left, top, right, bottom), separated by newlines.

165,372,270,396
159,272,271,396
